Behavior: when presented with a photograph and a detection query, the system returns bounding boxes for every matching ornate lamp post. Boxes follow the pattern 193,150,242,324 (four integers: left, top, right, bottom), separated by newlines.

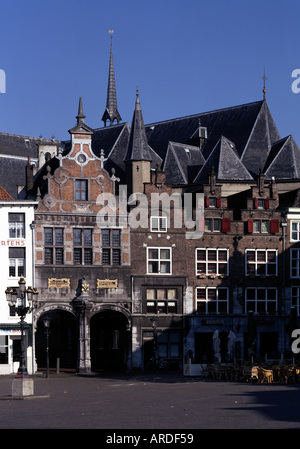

5,277,38,396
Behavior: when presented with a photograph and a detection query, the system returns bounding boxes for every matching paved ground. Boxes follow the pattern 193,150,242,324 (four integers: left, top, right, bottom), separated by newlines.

0,371,300,431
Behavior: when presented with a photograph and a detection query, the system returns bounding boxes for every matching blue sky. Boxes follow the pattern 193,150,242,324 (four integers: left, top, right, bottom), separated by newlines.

1,0,300,146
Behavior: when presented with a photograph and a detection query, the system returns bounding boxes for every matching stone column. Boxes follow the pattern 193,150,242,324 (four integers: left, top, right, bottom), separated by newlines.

72,289,92,373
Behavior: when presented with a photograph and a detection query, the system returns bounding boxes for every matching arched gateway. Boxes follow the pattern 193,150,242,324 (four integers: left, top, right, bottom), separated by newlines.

34,302,131,374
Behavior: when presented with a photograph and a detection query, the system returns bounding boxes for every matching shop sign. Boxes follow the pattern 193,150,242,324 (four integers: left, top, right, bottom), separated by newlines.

48,278,70,288
97,279,118,289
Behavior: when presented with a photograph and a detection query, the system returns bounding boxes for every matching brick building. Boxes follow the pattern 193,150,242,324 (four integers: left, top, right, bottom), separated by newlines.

1,39,300,374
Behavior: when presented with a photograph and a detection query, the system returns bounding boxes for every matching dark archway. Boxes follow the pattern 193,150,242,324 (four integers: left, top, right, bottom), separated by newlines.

35,310,78,371
90,310,129,372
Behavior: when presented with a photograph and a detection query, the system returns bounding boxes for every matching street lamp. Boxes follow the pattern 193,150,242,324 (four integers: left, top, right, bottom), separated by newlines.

43,316,51,378
5,277,39,378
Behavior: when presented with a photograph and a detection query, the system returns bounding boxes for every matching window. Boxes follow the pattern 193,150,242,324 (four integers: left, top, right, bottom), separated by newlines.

9,248,25,277
102,229,121,265
253,220,269,233
205,218,221,232
44,228,64,264
9,213,25,238
196,248,229,276
292,287,300,315
291,221,300,241
291,249,300,278
147,247,171,274
74,228,93,265
0,336,8,364
196,287,229,314
146,288,178,314
150,216,167,232
246,249,277,276
75,179,88,201
157,331,181,359
245,288,277,314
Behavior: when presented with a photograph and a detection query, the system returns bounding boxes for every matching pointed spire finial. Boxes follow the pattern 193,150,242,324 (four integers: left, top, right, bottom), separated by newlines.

76,97,86,125
262,68,267,100
102,31,122,126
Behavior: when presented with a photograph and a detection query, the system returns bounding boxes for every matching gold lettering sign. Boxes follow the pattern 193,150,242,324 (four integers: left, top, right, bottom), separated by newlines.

97,279,118,289
48,278,70,289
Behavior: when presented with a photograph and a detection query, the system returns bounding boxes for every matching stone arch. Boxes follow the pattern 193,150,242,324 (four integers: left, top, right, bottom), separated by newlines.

90,304,131,372
34,304,78,372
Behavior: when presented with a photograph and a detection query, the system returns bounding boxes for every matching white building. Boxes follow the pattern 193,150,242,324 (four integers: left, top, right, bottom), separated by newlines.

0,198,37,374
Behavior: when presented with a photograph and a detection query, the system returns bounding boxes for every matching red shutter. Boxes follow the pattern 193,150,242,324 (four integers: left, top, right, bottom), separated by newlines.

254,198,258,209
247,219,253,234
205,196,210,207
222,218,231,233
265,198,269,209
270,219,279,234
216,196,221,208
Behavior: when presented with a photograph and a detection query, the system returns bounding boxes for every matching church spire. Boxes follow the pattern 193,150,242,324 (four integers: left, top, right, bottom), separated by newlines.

102,31,122,127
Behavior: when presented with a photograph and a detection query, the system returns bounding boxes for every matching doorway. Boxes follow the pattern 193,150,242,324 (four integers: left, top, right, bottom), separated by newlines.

90,310,128,372
35,310,78,372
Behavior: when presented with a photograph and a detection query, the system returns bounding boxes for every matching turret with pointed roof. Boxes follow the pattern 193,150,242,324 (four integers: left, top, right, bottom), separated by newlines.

124,89,152,162
124,90,153,195
102,33,122,127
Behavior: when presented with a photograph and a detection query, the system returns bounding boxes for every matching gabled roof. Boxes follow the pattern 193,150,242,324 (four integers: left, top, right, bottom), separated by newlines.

240,100,280,176
264,135,300,180
194,136,253,182
145,100,268,165
163,142,205,185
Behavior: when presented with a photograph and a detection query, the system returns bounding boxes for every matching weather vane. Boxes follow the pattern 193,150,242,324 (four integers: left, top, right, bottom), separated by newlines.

262,68,267,100
109,30,114,41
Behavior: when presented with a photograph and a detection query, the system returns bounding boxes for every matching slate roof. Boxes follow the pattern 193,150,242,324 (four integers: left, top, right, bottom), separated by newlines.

194,136,253,182
0,132,59,199
163,142,205,185
124,92,153,162
143,99,286,184
264,135,300,180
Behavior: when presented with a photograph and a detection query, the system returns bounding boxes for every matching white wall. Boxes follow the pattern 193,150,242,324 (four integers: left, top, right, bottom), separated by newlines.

0,201,37,374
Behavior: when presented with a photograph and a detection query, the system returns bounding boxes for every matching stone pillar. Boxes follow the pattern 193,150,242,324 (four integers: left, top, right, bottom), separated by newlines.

72,289,92,373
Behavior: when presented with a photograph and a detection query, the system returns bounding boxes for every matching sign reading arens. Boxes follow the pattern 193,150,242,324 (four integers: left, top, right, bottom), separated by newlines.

1,240,25,246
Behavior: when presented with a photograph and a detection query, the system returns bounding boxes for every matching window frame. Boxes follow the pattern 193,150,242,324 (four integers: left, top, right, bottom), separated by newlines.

75,179,88,201
245,249,278,276
150,216,168,232
245,287,277,314
291,248,300,278
147,247,172,275
196,287,229,314
102,229,121,266
195,248,229,276
291,221,300,242
73,228,93,265
146,287,178,314
8,213,25,239
44,227,64,265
